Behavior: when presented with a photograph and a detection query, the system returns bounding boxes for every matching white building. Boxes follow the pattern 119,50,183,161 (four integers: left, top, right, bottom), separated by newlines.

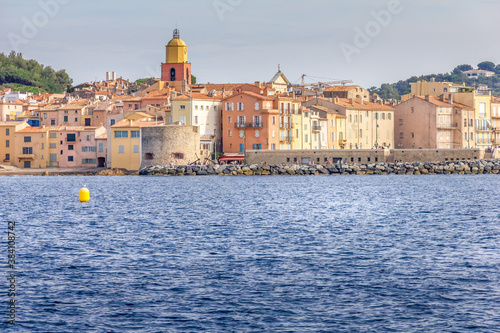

170,93,223,157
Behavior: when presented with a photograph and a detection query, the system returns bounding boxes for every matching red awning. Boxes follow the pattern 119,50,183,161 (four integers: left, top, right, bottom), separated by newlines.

219,156,244,161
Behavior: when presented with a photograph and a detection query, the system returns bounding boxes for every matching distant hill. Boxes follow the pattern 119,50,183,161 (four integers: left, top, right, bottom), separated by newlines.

369,61,500,100
0,51,73,94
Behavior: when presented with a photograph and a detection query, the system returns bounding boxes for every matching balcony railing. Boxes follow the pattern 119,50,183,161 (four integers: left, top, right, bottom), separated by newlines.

280,123,291,129
437,123,458,129
312,125,322,131
19,153,35,159
235,122,263,128
48,161,58,167
280,136,292,143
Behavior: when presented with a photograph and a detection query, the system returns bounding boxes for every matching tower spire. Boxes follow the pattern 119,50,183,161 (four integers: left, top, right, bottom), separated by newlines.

173,28,180,39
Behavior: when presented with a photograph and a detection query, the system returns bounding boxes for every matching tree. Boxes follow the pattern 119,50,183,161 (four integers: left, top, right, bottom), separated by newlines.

452,64,473,74
495,64,500,75
191,74,197,84
477,61,495,72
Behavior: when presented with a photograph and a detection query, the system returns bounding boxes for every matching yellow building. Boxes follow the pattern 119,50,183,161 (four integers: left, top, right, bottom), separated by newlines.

110,113,157,170
0,121,29,165
0,98,24,121
13,126,62,168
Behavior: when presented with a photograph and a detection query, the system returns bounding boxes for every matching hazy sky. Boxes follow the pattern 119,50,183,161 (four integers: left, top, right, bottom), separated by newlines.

1,0,499,88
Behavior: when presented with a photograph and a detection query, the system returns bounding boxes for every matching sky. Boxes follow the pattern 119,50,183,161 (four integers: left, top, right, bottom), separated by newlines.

1,0,499,88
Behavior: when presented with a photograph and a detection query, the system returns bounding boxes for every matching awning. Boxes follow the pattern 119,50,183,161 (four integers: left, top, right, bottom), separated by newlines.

219,156,244,161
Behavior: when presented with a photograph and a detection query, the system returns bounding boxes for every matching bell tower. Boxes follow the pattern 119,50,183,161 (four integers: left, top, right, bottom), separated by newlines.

161,29,192,91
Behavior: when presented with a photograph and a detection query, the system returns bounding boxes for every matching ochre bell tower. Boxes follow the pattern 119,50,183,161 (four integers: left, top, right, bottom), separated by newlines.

161,29,192,91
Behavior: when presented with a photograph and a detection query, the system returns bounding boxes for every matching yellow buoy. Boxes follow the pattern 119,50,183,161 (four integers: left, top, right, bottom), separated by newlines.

79,186,90,203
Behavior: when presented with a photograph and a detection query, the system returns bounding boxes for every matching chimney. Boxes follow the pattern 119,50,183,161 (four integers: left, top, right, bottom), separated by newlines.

360,97,364,105
255,81,261,88
349,98,354,105
448,94,453,105
129,119,133,126
328,97,332,102
335,97,340,104
425,95,430,101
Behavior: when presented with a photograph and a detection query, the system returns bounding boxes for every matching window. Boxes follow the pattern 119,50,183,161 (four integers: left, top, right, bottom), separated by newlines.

6,128,10,135
75,118,78,122
411,132,415,138
228,116,232,123
22,147,33,154
115,131,128,138
399,132,404,139
464,119,467,127
179,116,186,125
131,131,140,138
266,102,271,109
304,124,308,130
5,140,9,148
50,132,56,138
87,135,91,141
49,143,56,149
98,143,103,152
5,153,10,161
360,129,363,137
349,115,352,123
170,68,176,81
305,134,309,143
68,156,74,162
180,105,186,110
118,145,124,153
81,146,96,152
128,104,132,108
239,130,244,138
195,105,198,110
272,117,276,125
237,102,244,111
44,113,47,119
228,130,232,137
255,102,260,111
82,159,96,164
64,116,68,122
239,143,245,152
110,119,116,126
388,113,392,120
68,145,74,151
225,103,234,111
255,130,260,138
479,102,486,118
272,129,275,138
331,132,335,141
133,145,139,153
24,136,31,142
67,134,76,142
194,116,198,124
382,113,385,120
399,119,403,126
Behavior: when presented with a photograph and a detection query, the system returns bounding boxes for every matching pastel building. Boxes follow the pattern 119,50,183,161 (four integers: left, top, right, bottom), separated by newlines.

0,121,29,165
394,96,475,149
0,98,23,121
170,92,222,156
491,98,500,148
57,126,106,168
14,126,56,168
221,91,280,154
110,114,157,170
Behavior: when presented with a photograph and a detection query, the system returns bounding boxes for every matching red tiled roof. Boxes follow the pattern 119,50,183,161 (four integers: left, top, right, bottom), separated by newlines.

416,96,473,109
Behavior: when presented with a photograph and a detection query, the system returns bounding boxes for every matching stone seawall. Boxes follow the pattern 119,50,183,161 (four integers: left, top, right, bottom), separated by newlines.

139,160,500,176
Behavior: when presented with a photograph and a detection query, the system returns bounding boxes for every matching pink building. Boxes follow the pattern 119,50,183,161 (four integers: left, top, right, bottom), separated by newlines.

57,126,106,167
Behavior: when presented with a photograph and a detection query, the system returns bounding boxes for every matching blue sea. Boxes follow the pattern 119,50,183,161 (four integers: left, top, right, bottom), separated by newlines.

1,175,499,332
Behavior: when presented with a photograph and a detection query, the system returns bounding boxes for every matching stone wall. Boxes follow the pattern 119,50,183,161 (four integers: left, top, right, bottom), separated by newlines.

245,148,485,165
140,125,200,168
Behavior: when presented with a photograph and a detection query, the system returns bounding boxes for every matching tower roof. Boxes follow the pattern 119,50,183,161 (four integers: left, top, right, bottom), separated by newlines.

167,29,187,47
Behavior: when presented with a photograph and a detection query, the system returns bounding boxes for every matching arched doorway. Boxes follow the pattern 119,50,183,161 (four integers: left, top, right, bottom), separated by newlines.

98,157,106,167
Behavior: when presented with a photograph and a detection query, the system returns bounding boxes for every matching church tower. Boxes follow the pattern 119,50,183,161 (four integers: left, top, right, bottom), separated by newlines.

161,29,192,91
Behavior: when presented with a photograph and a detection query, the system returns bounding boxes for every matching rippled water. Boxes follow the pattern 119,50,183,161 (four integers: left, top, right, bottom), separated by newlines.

1,175,500,332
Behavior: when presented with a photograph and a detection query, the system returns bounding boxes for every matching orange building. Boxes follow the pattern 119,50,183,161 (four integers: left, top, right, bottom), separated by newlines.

221,91,280,154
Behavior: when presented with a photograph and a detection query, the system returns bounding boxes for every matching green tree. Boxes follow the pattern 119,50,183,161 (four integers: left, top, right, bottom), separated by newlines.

478,61,495,71
452,64,473,74
191,74,197,84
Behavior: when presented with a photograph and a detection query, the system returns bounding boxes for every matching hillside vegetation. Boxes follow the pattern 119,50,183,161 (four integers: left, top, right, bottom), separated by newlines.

0,51,72,94
369,61,500,100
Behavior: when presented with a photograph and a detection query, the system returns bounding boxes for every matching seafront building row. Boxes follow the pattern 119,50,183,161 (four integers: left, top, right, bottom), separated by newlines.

1,30,499,170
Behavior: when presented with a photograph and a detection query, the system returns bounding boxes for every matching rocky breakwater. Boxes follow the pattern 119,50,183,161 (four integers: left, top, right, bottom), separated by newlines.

139,160,500,176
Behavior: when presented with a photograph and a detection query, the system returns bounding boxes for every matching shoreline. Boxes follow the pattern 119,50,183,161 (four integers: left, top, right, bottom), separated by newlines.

2,159,500,176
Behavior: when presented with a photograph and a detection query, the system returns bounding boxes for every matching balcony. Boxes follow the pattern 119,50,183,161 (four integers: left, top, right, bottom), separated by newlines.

234,122,263,129
280,136,292,143
280,123,291,129
47,161,59,167
312,125,322,131
19,154,35,159
437,123,458,129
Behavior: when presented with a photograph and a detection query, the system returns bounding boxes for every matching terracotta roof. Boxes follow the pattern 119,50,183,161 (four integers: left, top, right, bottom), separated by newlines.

17,126,61,133
193,83,245,92
59,126,99,132
223,91,274,101
95,133,107,139
111,118,158,128
0,121,26,126
324,85,363,92
416,96,473,109
308,105,341,114
173,92,220,100
143,87,171,99
332,98,394,110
